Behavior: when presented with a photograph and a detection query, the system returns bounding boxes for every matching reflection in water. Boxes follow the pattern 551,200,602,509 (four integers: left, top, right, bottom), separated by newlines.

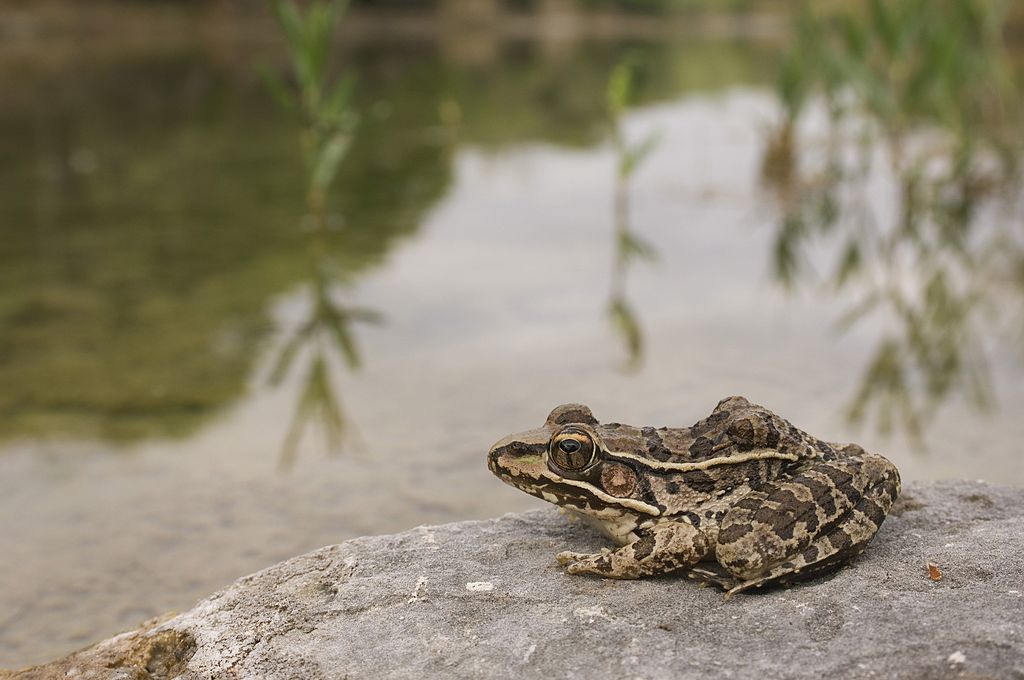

762,0,1024,444
265,0,380,465
268,243,383,466
0,18,774,447
606,60,661,369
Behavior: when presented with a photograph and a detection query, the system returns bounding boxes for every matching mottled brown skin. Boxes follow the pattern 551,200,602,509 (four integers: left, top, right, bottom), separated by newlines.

487,396,901,595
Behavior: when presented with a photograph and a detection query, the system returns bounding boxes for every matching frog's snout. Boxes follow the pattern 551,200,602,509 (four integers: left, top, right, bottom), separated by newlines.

487,429,549,479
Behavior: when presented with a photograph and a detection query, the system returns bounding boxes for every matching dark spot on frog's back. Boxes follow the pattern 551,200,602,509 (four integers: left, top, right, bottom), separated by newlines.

642,427,673,461
841,443,866,456
726,418,755,450
689,437,716,459
829,528,854,551
718,522,753,545
820,465,856,498
815,440,836,458
799,476,836,517
681,469,717,494
860,496,886,525
753,505,796,540
691,410,729,437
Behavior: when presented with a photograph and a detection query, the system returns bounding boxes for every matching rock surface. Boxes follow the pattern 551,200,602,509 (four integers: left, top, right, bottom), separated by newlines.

5,480,1024,680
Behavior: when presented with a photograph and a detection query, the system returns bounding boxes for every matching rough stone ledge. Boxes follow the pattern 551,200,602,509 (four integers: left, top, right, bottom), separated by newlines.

4,480,1023,680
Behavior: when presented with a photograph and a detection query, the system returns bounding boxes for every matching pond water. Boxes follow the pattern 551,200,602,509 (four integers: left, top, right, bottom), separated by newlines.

2,8,1023,668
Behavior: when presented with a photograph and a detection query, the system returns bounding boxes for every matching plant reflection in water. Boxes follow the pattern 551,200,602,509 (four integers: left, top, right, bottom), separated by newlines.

265,0,380,465
607,59,662,370
761,0,1024,445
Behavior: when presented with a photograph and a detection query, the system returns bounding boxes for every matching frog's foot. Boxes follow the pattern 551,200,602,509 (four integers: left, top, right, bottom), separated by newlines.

716,452,901,596
685,563,740,590
556,547,610,566
555,522,710,579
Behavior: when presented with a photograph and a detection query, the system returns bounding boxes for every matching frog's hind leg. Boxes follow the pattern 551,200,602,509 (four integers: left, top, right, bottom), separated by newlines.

724,488,886,596
716,451,900,597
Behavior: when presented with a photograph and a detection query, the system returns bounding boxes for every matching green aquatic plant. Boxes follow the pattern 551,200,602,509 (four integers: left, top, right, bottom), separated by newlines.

760,4,819,206
763,0,1023,446
606,59,661,370
264,0,358,213
264,0,378,465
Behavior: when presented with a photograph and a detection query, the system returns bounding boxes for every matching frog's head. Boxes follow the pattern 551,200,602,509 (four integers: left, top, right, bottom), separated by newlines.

487,404,660,523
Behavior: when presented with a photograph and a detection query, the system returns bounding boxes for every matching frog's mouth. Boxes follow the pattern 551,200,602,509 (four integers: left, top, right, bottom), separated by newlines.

487,433,660,518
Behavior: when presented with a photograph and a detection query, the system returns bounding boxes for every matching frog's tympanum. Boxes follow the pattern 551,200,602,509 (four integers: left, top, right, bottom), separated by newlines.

487,397,900,595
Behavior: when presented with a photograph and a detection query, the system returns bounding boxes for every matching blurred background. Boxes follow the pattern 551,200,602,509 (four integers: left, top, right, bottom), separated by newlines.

2,0,1023,668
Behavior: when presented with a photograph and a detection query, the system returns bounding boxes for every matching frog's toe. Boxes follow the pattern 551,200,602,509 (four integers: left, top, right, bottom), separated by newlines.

564,561,596,575
555,550,588,566
556,550,642,578
686,564,740,590
557,553,606,576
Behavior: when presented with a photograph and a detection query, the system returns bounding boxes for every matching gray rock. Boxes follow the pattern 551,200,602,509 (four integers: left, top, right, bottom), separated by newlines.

5,480,1024,680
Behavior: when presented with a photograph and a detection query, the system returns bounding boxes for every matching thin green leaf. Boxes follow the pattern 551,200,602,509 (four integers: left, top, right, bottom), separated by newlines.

834,239,862,289
258,63,296,111
834,291,882,332
279,352,347,468
311,131,351,191
620,130,663,177
618,230,658,263
606,61,633,116
268,318,318,385
608,297,643,370
322,74,357,125
271,0,306,49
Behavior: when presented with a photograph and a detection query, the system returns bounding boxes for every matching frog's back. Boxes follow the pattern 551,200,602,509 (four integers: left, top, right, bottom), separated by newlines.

599,396,837,467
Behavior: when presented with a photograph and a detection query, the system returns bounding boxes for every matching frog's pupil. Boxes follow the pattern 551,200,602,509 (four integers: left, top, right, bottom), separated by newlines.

559,439,581,454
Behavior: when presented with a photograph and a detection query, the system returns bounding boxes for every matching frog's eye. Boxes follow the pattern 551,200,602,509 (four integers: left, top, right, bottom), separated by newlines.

549,430,597,471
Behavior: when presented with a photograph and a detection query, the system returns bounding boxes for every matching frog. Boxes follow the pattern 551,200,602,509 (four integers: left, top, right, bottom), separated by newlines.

487,396,900,595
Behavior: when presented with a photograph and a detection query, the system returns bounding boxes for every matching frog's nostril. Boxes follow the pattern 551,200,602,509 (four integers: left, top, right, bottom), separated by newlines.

488,439,544,464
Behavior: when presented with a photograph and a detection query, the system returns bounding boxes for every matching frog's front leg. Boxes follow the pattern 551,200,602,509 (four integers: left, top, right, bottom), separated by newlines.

715,452,900,595
556,522,711,579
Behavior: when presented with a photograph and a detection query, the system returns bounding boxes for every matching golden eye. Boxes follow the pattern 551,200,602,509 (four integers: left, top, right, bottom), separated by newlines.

549,429,597,471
